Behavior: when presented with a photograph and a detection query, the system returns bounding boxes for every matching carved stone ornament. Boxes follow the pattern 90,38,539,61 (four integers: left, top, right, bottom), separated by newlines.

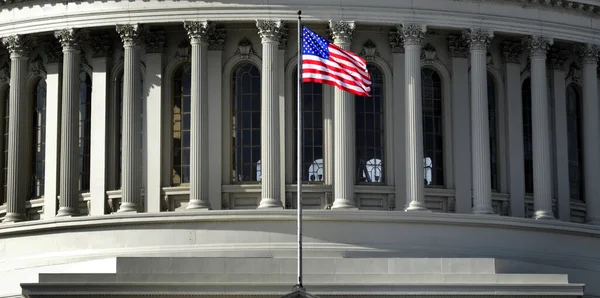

388,29,404,54
90,34,113,58
547,47,568,70
447,34,468,58
183,21,214,44
145,30,166,54
328,20,355,44
29,54,45,76
256,20,284,43
176,39,191,60
2,35,32,57
324,192,332,210
208,28,226,51
387,194,396,211
401,24,426,46
236,37,255,59
54,28,85,50
463,28,493,52
0,61,9,84
116,24,143,47
501,41,522,64
360,39,378,60
525,36,553,58
45,39,63,63
221,192,230,210
421,43,436,61
277,25,289,50
567,61,582,84
448,197,456,213
578,43,600,65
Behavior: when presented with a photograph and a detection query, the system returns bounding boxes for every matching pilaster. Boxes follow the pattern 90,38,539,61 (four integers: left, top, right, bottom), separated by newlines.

390,29,406,210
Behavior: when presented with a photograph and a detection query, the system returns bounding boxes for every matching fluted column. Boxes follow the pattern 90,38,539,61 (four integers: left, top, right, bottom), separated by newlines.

402,24,428,211
464,29,494,214
329,20,357,210
184,21,213,210
2,35,30,223
526,36,554,220
55,29,83,217
116,24,143,212
579,44,600,224
256,20,283,208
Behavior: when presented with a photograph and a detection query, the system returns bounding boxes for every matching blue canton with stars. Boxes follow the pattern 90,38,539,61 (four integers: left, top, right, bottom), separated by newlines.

302,26,329,60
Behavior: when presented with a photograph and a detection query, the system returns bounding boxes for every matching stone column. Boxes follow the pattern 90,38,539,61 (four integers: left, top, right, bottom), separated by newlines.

464,29,494,214
526,36,554,220
256,20,284,208
390,29,406,210
579,44,600,224
402,24,428,211
184,21,212,210
116,24,143,212
330,20,357,210
502,41,526,218
2,35,30,223
55,29,83,217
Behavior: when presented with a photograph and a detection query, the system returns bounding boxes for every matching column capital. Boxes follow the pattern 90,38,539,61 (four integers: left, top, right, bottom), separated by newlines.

256,20,284,43
2,34,32,58
547,47,568,70
388,29,404,53
329,20,355,45
145,30,166,54
501,41,522,64
400,24,426,47
90,34,113,58
525,36,553,58
184,21,214,44
578,44,600,65
116,24,143,47
463,29,493,52
208,28,226,51
54,28,86,51
447,34,468,58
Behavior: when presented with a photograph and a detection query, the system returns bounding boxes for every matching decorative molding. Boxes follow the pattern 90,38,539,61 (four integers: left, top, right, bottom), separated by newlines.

421,43,437,61
566,61,582,84
463,28,493,52
90,34,113,58
524,36,553,58
145,30,166,54
501,41,522,64
256,20,284,43
447,34,468,58
578,43,600,65
2,34,32,57
547,47,568,70
401,24,426,46
388,29,404,54
328,20,355,44
360,39,378,60
208,28,226,51
183,21,213,44
176,39,191,60
54,28,85,50
29,54,44,76
116,24,143,47
45,39,63,63
235,37,255,59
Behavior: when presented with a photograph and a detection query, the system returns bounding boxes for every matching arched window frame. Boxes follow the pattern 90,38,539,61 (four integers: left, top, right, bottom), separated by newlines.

27,69,48,200
486,67,507,193
565,82,584,202
170,62,192,186
520,76,534,195
78,66,93,193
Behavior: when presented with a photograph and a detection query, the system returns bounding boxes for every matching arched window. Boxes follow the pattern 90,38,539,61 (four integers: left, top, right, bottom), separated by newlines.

32,79,46,198
294,67,324,182
422,68,444,187
488,73,498,191
232,63,261,182
2,87,8,203
522,78,533,194
116,72,144,188
356,64,384,183
172,63,191,186
566,83,584,202
79,71,92,192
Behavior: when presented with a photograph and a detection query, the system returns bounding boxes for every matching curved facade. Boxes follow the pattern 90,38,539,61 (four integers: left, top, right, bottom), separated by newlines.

1,0,600,297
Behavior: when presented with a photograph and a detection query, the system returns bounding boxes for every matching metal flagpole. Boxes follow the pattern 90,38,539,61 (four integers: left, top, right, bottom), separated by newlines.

295,9,304,291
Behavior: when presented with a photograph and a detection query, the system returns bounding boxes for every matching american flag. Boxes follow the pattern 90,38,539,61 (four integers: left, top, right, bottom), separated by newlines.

301,26,371,97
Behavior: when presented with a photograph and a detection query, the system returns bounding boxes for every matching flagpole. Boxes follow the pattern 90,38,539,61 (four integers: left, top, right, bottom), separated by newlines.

295,9,304,291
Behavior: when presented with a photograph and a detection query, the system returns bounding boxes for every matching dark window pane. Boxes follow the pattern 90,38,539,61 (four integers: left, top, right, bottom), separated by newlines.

422,68,444,186
356,65,384,183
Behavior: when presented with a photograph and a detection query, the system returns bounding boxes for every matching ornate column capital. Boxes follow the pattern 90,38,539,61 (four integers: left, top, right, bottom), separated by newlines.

256,20,284,43
525,36,553,58
447,34,468,58
501,41,522,64
578,43,600,65
208,28,226,51
547,47,568,70
54,28,85,50
183,21,214,44
2,35,32,58
116,24,143,47
328,20,355,45
463,29,493,52
400,24,426,47
145,30,166,54
388,29,404,54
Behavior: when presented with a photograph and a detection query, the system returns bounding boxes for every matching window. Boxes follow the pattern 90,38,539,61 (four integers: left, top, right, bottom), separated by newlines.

2,88,8,204
172,63,191,186
79,72,92,192
566,83,584,202
294,68,324,182
522,78,533,194
31,79,46,198
116,72,144,188
488,73,498,191
232,63,261,182
356,64,384,183
422,68,444,186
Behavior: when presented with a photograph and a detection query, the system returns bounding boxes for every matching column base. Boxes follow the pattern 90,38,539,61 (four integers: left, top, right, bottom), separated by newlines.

535,210,555,220
186,200,211,210
3,212,26,223
331,198,357,210
472,206,495,215
404,201,429,212
117,202,139,213
57,207,80,217
258,198,283,209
